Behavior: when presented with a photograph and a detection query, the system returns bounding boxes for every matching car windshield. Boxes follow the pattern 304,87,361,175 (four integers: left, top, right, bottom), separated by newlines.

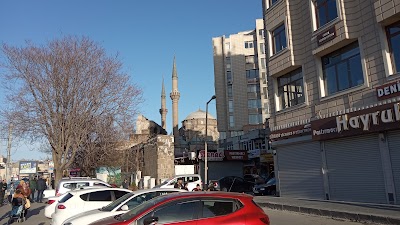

101,192,135,212
117,195,167,221
266,178,276,185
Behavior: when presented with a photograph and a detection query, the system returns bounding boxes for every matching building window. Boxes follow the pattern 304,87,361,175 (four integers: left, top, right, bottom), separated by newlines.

226,57,231,69
247,84,260,93
248,114,263,124
246,69,259,79
228,100,234,113
259,29,265,38
278,68,305,109
225,42,230,50
245,41,254,49
227,71,232,83
322,42,364,95
272,23,287,54
270,0,278,6
248,99,262,109
260,58,266,69
227,85,233,98
229,116,234,127
386,22,400,74
245,55,257,64
314,0,338,28
260,43,265,54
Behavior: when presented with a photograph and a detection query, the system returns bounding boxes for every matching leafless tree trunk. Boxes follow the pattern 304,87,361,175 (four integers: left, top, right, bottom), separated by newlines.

0,36,143,187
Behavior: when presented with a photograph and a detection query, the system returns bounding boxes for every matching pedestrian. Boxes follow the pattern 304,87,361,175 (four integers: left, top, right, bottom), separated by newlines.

36,176,46,203
16,180,31,218
29,177,37,203
0,180,6,206
193,184,201,191
122,178,129,189
174,178,184,189
51,177,55,189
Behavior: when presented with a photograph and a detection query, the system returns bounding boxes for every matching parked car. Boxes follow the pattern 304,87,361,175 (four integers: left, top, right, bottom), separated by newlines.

244,174,266,185
51,187,132,225
45,186,108,219
54,177,112,197
153,174,202,191
212,176,254,193
88,191,270,225
253,178,276,196
62,188,187,225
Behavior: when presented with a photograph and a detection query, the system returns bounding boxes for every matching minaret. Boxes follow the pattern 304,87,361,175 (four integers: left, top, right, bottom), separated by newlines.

159,77,168,130
170,56,180,141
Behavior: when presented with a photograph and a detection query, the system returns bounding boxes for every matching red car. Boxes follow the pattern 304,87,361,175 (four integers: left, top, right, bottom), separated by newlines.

88,191,270,225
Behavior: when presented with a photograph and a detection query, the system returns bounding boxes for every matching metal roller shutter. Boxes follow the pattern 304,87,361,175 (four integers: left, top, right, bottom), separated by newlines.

325,134,386,204
277,142,324,199
388,130,400,205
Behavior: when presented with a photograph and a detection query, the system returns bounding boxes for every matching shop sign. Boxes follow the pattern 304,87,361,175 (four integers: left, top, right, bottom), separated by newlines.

224,150,248,160
270,124,312,141
248,149,260,159
260,153,274,162
312,102,400,140
376,80,400,100
317,27,336,46
198,150,224,161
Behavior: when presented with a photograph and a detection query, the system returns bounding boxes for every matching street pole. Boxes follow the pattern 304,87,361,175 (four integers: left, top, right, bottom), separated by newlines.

204,95,216,190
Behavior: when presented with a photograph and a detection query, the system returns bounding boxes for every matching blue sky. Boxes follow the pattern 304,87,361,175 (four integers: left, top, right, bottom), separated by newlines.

0,1,262,160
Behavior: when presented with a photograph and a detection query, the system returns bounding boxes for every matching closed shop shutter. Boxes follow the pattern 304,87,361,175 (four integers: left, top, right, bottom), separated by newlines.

325,134,386,204
277,142,324,199
388,130,400,204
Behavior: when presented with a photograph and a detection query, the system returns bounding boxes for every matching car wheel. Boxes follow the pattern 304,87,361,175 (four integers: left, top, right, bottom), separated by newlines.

222,187,228,192
270,190,276,196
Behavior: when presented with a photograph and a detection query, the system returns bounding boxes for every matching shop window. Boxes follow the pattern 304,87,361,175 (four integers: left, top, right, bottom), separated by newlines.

277,68,304,110
386,21,400,74
314,0,338,28
321,42,364,96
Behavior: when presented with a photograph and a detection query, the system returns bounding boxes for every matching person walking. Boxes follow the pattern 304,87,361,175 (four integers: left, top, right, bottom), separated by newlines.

29,178,37,203
36,176,46,203
174,178,184,189
122,179,129,189
0,180,6,206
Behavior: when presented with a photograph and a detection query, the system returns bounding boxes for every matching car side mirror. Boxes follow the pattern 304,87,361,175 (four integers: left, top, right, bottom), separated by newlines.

143,216,159,225
121,205,129,211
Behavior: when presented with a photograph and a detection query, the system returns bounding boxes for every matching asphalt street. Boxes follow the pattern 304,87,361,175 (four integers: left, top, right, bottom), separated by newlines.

0,200,379,225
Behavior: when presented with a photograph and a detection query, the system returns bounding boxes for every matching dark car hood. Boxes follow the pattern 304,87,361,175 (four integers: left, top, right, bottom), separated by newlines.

89,215,120,225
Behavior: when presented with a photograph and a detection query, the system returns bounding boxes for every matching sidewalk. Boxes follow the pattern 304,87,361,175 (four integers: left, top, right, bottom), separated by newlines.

254,196,400,225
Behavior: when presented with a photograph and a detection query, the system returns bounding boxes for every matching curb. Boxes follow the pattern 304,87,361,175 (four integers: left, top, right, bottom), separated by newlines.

258,202,400,225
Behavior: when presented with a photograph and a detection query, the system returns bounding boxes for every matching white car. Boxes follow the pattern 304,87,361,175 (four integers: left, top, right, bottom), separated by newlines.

62,188,187,225
51,187,132,225
153,174,202,191
45,193,66,218
45,186,107,218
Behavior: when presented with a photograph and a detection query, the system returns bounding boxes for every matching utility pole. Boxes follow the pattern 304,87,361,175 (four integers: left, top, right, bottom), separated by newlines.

6,124,12,182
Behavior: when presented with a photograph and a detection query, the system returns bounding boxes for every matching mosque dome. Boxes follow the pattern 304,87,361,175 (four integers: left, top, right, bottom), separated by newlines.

184,109,215,120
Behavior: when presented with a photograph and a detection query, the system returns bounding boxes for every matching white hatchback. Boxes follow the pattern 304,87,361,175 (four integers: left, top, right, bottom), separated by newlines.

62,188,187,225
51,187,132,225
153,174,202,191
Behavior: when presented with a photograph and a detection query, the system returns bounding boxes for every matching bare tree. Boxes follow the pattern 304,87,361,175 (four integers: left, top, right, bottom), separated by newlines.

0,36,143,186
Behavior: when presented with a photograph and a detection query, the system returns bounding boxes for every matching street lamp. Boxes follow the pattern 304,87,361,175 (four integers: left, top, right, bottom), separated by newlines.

204,95,216,189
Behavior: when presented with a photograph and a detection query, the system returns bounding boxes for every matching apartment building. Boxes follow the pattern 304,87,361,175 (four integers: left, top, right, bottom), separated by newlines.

263,0,400,204
213,19,269,141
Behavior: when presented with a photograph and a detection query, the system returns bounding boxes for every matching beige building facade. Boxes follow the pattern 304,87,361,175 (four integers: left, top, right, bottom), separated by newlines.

213,19,269,141
263,0,400,204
